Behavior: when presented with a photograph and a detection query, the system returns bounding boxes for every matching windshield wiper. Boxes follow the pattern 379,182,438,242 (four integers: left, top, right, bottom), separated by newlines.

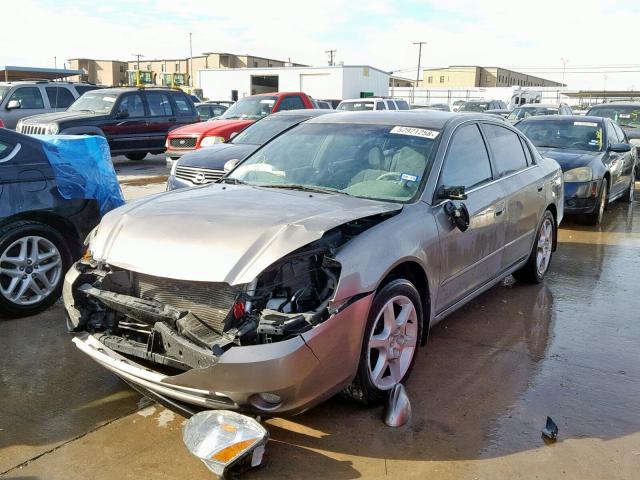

258,184,348,195
218,177,247,185
536,144,566,149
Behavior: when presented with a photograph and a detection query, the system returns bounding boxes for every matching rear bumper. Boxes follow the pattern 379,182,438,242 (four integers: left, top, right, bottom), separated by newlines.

563,180,600,214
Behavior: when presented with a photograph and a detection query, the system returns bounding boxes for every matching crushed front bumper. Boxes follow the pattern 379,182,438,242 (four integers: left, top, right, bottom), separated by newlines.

65,266,373,416
564,180,600,214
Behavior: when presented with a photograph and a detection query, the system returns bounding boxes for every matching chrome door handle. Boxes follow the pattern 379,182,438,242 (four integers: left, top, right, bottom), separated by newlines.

537,183,544,192
495,201,506,216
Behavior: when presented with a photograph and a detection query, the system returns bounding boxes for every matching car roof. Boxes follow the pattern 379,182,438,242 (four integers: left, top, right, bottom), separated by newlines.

588,102,640,108
516,104,561,109
339,98,390,102
85,87,182,95
270,109,331,118
306,110,488,128
519,115,605,123
249,92,308,98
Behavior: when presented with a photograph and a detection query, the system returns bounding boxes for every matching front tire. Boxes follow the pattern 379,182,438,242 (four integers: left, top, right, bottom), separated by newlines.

513,210,555,284
0,221,71,317
585,178,608,225
343,279,423,405
125,152,147,161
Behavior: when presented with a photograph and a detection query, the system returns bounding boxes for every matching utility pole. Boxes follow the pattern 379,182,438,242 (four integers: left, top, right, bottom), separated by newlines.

54,56,57,69
413,41,427,103
132,54,145,86
189,32,193,88
560,58,569,88
325,49,336,66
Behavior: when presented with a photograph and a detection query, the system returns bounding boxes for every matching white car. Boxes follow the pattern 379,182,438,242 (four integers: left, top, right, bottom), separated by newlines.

337,97,410,111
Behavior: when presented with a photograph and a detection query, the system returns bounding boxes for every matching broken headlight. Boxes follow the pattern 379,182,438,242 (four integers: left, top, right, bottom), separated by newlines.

183,410,268,477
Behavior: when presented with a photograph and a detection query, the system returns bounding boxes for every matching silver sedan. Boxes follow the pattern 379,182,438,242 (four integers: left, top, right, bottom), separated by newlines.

64,111,563,415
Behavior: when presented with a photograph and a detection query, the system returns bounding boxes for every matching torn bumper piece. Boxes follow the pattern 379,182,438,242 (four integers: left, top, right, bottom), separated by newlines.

69,288,373,415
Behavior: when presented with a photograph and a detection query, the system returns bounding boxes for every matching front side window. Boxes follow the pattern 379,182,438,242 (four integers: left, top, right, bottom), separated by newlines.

45,87,75,108
0,139,13,159
395,100,410,110
385,100,397,110
117,93,145,117
606,121,621,145
276,96,305,111
483,124,528,176
197,105,212,120
613,123,627,143
517,119,604,152
146,92,173,116
221,95,277,120
229,123,439,203
9,87,44,109
440,124,492,190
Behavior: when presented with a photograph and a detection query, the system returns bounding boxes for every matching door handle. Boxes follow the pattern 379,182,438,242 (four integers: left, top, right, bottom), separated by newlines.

495,201,506,216
536,183,544,192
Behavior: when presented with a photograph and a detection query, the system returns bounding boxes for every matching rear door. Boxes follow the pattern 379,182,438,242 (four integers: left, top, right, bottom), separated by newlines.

482,122,540,269
169,91,197,127
144,91,176,151
434,122,507,314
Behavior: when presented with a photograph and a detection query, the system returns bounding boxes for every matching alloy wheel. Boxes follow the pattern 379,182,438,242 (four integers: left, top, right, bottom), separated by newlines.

367,295,418,390
0,235,62,306
536,218,554,276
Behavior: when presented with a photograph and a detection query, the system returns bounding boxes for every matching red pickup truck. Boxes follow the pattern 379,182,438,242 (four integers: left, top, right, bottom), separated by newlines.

165,92,315,165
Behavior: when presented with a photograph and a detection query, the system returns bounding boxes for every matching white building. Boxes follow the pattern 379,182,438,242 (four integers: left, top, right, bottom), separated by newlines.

198,65,390,102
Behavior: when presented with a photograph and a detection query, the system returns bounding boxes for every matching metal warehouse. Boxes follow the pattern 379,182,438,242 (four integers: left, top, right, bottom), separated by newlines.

197,64,390,102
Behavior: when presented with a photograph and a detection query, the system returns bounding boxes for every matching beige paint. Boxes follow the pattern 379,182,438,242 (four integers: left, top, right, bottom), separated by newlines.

421,66,563,88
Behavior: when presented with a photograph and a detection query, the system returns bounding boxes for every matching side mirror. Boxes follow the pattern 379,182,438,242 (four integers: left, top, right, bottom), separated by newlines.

438,185,468,201
444,201,470,232
115,109,129,119
6,100,20,110
224,158,241,172
609,143,631,153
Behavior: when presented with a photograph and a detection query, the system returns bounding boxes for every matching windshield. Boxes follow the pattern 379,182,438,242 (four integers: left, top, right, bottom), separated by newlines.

337,101,375,111
228,123,439,202
0,86,10,102
232,115,308,145
68,92,118,114
219,96,277,120
508,107,558,120
587,105,640,129
518,119,603,152
459,102,488,112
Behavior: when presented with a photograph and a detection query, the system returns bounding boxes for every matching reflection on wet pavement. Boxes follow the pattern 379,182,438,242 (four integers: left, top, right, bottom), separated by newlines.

1,190,639,479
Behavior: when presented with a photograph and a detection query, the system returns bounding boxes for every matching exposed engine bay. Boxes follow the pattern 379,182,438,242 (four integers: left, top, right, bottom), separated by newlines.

66,212,396,372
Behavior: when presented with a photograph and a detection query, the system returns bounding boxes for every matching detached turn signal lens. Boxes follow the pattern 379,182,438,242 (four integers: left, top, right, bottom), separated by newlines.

233,301,245,319
183,410,269,477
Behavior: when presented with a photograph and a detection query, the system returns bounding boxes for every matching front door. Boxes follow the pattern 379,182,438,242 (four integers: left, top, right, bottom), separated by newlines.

102,92,150,153
434,122,507,314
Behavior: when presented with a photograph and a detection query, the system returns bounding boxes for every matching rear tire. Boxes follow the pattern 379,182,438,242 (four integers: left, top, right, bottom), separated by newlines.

343,279,423,405
125,152,147,161
513,210,555,284
0,221,71,317
585,178,608,225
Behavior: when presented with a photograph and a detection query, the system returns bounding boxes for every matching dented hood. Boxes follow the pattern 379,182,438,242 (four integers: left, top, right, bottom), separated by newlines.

90,184,402,285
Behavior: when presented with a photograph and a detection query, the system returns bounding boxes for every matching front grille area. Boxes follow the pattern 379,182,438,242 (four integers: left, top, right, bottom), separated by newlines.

18,124,47,135
133,272,242,333
175,165,225,185
169,137,197,149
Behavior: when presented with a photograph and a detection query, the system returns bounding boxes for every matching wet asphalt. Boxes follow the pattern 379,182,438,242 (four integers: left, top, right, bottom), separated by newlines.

1,157,638,479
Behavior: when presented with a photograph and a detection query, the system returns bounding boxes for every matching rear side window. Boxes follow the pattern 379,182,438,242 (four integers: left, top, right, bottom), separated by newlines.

146,92,173,116
440,124,493,190
395,99,410,110
276,95,305,111
483,124,528,176
0,139,13,159
8,87,44,109
196,105,212,120
171,92,194,116
375,101,386,110
45,87,75,108
385,100,397,110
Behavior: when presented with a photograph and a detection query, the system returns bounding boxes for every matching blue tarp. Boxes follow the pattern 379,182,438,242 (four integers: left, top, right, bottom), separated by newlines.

36,135,124,215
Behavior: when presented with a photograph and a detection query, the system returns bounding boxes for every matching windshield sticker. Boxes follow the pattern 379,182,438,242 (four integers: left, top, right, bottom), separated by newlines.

260,99,275,105
400,173,419,182
103,96,117,103
390,126,439,139
619,114,631,119
574,121,598,127
595,128,603,148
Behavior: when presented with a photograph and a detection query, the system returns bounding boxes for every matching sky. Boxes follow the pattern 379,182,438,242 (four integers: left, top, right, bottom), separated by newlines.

3,0,640,90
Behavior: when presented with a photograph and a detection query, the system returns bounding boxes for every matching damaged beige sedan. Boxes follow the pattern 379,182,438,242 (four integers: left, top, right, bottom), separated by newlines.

65,111,563,416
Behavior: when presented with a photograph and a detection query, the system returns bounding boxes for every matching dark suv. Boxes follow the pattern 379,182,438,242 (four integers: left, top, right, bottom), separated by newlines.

0,129,102,316
16,87,199,161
